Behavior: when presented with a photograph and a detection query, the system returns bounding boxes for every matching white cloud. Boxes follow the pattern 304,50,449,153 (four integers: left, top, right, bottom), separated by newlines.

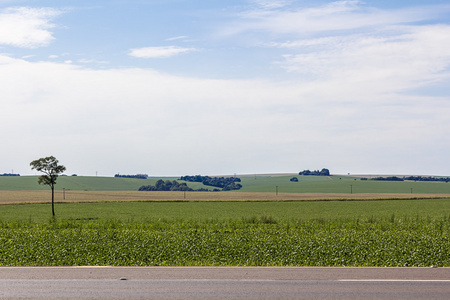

222,1,450,98
276,24,450,92
128,46,197,58
0,7,62,48
250,0,291,10
165,36,188,41
0,52,449,176
223,1,450,36
78,58,108,64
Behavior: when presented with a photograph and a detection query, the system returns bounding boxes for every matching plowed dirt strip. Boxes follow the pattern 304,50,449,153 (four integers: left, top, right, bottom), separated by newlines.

0,190,448,204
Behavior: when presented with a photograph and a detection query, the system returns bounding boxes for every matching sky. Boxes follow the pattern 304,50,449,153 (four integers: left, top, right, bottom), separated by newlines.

1,0,449,177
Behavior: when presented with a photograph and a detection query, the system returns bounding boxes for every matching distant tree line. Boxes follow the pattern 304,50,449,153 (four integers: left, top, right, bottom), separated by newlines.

115,174,148,179
367,176,450,182
179,175,243,191
369,176,404,181
298,169,330,176
0,173,20,176
138,180,211,191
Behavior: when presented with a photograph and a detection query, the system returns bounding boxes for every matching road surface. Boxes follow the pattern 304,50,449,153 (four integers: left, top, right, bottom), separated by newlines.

0,267,448,299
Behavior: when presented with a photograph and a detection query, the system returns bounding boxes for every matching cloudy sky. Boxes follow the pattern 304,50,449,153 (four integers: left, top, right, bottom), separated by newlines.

1,0,449,177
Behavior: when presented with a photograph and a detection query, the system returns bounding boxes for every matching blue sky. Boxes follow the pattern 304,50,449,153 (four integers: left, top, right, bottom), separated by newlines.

1,0,449,176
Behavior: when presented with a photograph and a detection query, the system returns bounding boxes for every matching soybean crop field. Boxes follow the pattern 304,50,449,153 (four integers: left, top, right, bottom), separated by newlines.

0,199,449,267
0,214,448,267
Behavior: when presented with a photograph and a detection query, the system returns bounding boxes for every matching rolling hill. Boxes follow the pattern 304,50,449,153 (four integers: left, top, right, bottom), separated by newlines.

0,174,449,194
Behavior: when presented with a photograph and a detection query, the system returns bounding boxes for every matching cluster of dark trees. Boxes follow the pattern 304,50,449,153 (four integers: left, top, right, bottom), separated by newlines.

114,174,148,179
138,180,210,191
179,175,243,191
369,176,404,181
290,177,299,182
0,173,20,176
367,176,450,182
405,176,450,182
298,168,330,176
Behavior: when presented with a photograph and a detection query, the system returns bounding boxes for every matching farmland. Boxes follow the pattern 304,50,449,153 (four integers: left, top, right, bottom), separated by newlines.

0,215,448,267
0,198,449,222
0,174,448,205
0,175,449,266
1,174,450,194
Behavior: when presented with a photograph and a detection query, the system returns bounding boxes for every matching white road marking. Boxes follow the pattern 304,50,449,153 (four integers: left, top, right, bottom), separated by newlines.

339,279,450,282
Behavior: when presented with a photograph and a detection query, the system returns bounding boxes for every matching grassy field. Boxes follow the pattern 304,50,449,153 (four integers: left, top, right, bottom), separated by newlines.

0,198,449,222
0,190,448,206
1,175,450,194
240,175,450,194
0,176,162,191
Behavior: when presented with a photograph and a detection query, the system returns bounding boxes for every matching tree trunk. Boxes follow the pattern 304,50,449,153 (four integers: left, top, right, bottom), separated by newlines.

51,186,55,216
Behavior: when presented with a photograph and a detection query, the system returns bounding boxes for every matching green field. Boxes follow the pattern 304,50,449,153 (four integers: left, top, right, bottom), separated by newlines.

240,175,450,194
1,175,450,194
0,198,449,222
0,175,449,267
0,210,448,267
0,176,164,191
0,199,448,266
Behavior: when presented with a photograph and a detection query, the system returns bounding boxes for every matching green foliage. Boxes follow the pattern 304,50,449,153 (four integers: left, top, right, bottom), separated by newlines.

30,156,66,188
371,176,404,181
180,175,242,190
299,168,330,176
0,216,448,266
114,174,148,179
139,180,209,191
30,156,66,216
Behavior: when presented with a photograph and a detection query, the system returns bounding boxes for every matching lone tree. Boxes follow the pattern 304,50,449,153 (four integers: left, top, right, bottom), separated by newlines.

30,156,66,216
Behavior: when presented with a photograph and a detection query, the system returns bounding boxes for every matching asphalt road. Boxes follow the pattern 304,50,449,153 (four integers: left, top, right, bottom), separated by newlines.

0,267,449,299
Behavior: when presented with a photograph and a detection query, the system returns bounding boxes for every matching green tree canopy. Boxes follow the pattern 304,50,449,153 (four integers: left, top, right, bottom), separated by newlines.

30,156,66,216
